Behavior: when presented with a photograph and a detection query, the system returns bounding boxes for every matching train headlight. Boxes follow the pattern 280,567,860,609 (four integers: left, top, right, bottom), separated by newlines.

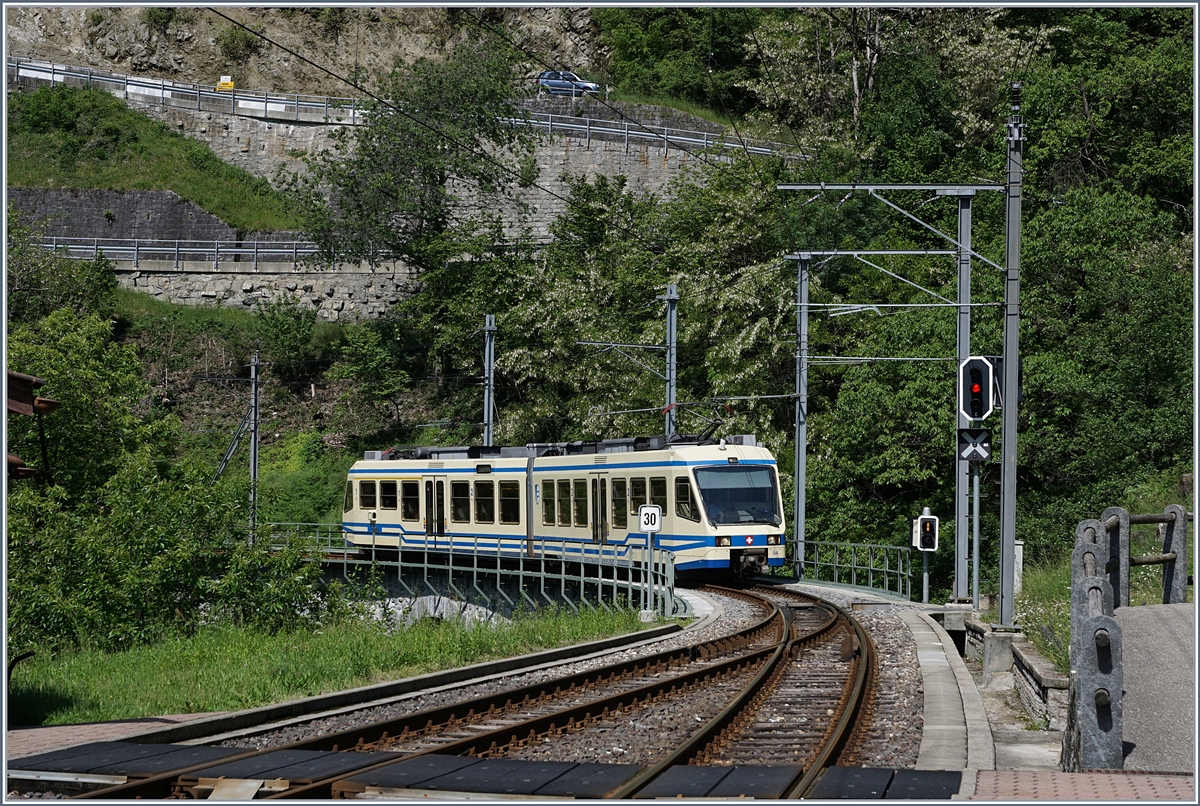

766,534,780,545
717,536,731,547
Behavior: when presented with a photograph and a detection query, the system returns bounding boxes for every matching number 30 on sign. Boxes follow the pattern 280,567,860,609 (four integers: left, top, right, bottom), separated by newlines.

638,504,662,534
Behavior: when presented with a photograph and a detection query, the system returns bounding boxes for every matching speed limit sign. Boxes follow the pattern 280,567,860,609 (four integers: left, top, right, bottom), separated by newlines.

638,504,662,533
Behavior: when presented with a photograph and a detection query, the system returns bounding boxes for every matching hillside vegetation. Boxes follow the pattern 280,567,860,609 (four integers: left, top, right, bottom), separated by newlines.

6,7,1192,675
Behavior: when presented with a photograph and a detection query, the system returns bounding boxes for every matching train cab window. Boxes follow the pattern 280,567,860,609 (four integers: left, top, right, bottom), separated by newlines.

359,480,377,510
650,477,667,513
500,481,521,524
542,480,556,525
475,480,495,523
573,479,588,526
557,480,571,526
380,480,398,510
629,477,647,515
611,478,628,529
401,481,420,521
344,481,354,512
451,481,471,522
675,477,700,522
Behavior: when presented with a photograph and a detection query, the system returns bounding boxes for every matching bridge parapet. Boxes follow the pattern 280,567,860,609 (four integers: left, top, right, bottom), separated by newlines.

1063,505,1192,772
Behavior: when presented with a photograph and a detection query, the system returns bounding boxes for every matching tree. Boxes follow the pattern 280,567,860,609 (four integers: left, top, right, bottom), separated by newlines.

6,310,176,501
6,203,117,327
283,36,538,271
255,293,317,381
328,324,410,422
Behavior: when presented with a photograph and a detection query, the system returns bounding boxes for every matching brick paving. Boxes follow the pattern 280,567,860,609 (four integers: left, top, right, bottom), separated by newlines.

974,770,1195,800
5,713,224,760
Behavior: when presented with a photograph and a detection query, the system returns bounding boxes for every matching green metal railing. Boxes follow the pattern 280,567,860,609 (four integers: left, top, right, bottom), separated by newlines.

793,540,913,599
263,523,690,618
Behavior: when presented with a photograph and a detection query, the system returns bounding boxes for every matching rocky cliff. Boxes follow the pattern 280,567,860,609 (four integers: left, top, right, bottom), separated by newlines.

6,6,605,97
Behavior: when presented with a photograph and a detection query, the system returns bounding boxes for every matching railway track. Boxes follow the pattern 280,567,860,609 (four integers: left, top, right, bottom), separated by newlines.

11,585,876,800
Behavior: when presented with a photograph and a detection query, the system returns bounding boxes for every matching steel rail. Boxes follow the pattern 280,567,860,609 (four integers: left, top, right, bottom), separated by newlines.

604,593,849,799
268,597,785,799
68,587,778,800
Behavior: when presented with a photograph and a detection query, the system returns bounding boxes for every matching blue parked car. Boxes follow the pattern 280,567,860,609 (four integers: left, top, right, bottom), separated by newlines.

535,70,602,97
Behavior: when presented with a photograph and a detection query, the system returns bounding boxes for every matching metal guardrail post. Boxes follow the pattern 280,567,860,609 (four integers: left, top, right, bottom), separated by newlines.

213,240,219,269
174,240,179,268
133,238,139,268
253,240,259,270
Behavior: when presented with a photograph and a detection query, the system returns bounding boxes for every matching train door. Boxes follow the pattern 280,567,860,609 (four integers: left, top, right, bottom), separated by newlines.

423,475,447,543
590,473,609,544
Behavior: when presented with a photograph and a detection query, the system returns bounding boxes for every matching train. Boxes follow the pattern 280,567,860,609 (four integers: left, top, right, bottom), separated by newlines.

341,433,787,577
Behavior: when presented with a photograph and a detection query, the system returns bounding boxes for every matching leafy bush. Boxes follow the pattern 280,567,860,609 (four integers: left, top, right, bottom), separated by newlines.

216,24,264,63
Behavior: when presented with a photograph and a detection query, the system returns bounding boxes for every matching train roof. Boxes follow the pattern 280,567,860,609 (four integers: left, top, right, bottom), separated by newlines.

362,434,760,462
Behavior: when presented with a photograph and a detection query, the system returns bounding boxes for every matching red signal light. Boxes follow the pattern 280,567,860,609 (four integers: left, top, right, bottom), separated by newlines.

971,382,982,394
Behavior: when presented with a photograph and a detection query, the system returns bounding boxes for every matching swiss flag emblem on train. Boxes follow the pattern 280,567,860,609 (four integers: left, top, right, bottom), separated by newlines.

744,536,754,545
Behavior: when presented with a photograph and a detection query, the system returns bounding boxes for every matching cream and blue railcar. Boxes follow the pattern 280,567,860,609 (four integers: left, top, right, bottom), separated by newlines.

342,435,787,576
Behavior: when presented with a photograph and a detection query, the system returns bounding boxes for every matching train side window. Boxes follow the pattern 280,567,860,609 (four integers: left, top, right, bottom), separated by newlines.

344,481,353,512
380,480,398,510
475,480,495,523
451,481,471,522
675,477,700,522
573,479,588,526
557,480,571,526
359,480,377,510
630,477,647,515
611,478,628,529
542,479,556,525
499,481,521,524
650,477,667,513
400,481,420,521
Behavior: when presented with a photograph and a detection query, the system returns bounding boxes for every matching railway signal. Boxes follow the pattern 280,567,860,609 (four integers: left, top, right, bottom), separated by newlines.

912,511,939,552
958,356,995,422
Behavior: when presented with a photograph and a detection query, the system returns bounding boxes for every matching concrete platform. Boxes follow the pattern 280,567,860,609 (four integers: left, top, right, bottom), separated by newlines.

1114,603,1194,773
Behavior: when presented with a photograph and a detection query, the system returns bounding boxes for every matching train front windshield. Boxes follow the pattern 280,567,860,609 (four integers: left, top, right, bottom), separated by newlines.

694,465,782,526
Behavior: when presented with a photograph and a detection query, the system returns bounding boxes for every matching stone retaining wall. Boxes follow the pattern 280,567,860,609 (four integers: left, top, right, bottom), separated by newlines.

964,617,1069,731
118,261,413,321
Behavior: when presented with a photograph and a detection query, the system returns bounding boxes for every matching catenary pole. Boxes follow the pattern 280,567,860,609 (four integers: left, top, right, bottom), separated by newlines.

661,284,679,437
998,84,1024,627
483,314,496,447
953,192,974,601
794,254,810,577
249,347,259,543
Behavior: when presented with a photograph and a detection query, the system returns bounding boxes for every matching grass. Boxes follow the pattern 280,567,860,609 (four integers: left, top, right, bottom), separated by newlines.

1013,465,1193,673
8,606,666,727
7,85,304,233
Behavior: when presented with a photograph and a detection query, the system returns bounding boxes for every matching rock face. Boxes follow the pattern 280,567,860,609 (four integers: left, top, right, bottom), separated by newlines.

5,7,607,96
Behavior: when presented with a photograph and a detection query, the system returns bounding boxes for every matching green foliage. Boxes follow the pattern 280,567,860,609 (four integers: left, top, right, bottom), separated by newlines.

7,84,139,171
6,451,239,654
328,324,411,422
204,539,325,633
7,85,301,232
282,36,537,269
255,294,318,381
6,310,173,500
594,8,762,116
142,7,176,33
1007,7,1193,217
6,203,118,326
259,434,357,524
216,24,265,64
